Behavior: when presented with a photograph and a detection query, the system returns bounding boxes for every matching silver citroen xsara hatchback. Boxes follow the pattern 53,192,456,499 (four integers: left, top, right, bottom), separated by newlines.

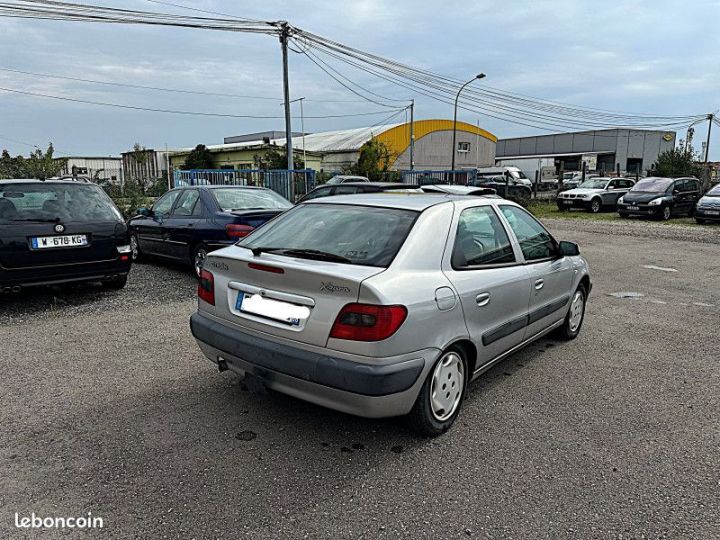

190,194,591,436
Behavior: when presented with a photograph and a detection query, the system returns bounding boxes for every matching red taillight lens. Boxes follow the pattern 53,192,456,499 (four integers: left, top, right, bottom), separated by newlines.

329,303,407,342
120,254,129,262
197,269,215,305
226,224,254,238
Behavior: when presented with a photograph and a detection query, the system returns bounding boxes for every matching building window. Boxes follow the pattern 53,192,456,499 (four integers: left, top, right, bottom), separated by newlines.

457,142,471,153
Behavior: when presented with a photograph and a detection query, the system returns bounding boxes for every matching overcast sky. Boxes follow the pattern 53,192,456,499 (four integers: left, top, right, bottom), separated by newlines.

1,0,719,159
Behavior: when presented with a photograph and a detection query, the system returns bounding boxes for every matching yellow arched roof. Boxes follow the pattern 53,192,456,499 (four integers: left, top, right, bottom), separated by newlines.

375,119,497,158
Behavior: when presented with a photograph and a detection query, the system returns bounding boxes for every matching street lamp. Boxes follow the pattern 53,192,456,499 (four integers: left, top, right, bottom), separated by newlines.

451,73,485,174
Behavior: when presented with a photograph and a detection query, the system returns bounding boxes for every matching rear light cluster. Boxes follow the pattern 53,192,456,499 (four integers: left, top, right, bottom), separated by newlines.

197,269,215,305
329,303,407,342
117,245,131,262
226,224,254,238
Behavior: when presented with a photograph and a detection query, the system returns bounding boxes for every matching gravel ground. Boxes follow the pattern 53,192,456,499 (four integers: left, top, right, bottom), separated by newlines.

1,222,718,539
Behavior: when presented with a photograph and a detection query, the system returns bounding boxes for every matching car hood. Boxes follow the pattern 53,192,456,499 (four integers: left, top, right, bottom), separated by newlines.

623,191,667,203
562,188,603,196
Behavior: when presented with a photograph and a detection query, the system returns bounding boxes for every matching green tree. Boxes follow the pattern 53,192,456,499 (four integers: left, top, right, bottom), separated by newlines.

181,144,214,170
650,142,703,178
352,137,396,181
253,148,304,170
0,149,27,179
24,143,66,180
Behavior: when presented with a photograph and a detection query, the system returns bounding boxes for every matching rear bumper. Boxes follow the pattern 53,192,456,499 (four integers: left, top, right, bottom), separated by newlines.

0,258,131,288
190,312,433,418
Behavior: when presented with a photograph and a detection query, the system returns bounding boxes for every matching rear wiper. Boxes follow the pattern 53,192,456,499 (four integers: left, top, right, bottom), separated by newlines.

250,247,352,263
282,249,353,263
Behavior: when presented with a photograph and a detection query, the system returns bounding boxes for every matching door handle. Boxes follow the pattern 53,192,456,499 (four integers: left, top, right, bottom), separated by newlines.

475,292,491,306
534,279,545,290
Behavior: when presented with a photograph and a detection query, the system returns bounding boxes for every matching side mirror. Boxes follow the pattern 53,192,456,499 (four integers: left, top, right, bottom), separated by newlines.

559,241,580,256
137,207,152,217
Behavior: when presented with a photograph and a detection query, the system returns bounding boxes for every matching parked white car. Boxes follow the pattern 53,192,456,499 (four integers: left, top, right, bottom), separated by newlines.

557,177,634,213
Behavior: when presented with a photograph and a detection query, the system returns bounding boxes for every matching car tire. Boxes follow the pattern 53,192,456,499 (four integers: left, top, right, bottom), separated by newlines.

191,244,209,278
103,275,128,290
554,285,587,341
661,206,672,221
618,212,629,219
407,345,468,437
696,218,706,225
589,198,602,213
129,234,144,263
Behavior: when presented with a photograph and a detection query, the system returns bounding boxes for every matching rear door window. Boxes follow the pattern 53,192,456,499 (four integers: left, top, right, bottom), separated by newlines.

239,203,418,268
452,206,516,268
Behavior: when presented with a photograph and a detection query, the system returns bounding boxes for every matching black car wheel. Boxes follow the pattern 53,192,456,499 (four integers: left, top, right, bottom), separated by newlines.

696,218,707,225
407,345,468,437
129,234,143,262
589,198,602,213
661,206,672,221
191,244,209,278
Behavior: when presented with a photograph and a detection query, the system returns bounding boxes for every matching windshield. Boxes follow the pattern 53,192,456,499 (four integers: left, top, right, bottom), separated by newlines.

212,188,291,211
577,179,608,190
0,182,122,222
706,184,720,196
509,169,528,180
239,203,418,267
632,178,673,192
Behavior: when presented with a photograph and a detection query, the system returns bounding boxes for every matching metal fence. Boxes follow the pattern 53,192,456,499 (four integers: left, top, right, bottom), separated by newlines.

173,169,316,201
397,170,477,186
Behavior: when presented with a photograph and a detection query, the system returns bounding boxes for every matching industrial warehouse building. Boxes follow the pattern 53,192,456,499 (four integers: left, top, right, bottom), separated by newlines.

495,128,676,180
168,119,497,172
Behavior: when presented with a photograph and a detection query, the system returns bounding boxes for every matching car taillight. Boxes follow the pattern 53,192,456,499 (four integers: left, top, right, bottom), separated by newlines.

329,303,407,342
197,269,215,305
226,224,254,238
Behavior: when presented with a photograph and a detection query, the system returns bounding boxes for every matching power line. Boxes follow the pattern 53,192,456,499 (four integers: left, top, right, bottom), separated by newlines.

0,84,405,119
0,65,390,103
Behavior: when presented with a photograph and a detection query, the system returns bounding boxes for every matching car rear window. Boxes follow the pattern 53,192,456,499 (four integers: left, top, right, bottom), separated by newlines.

239,203,418,267
0,182,122,222
212,188,292,211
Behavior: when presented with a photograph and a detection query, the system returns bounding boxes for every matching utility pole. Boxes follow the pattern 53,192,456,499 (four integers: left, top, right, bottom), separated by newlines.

409,99,415,171
704,113,713,163
279,22,293,171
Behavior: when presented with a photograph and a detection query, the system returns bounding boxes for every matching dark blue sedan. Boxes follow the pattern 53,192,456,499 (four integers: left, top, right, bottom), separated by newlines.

127,185,292,275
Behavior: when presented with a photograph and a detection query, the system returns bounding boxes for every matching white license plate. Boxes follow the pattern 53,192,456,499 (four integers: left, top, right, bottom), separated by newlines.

31,234,88,249
627,206,640,211
705,210,720,216
562,200,573,204
235,292,310,326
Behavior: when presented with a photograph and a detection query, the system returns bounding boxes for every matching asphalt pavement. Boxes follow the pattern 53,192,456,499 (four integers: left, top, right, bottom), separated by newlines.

1,220,718,539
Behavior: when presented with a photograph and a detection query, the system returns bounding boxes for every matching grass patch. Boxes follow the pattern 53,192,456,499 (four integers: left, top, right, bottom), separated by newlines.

527,200,698,226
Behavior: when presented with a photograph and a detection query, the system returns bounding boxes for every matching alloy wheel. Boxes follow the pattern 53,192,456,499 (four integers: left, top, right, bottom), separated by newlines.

662,206,671,220
130,236,139,261
568,290,585,332
591,199,601,213
194,247,208,277
429,351,465,422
